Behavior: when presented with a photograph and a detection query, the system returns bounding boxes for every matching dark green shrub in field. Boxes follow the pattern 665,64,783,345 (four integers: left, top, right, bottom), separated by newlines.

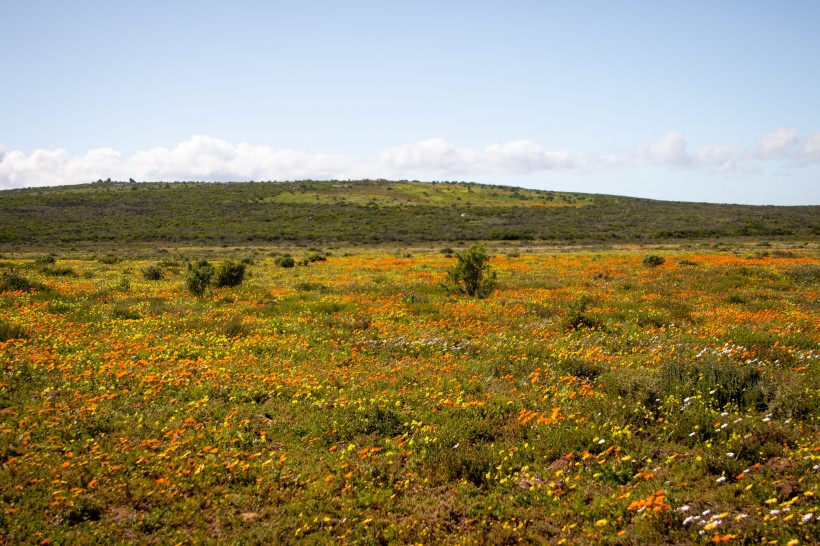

0,320,29,342
34,254,56,266
42,266,75,277
642,254,666,267
141,264,164,281
0,272,46,292
213,259,246,288
274,255,295,268
447,243,497,298
302,252,327,265
185,259,214,297
97,254,120,265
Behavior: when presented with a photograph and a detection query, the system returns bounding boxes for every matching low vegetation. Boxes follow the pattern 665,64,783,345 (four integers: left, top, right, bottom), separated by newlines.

0,180,817,247
0,245,818,544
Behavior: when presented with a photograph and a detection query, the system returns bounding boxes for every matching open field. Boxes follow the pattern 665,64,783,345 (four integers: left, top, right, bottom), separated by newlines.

1,243,818,544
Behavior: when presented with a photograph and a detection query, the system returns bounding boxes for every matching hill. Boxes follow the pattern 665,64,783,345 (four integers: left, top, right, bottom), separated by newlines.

0,180,817,247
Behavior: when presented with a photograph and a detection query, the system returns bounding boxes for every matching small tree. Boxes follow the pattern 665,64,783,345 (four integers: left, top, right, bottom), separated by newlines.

185,259,214,297
447,243,497,298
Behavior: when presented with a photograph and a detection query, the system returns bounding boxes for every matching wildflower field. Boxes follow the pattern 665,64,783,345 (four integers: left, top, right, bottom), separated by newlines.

1,245,818,544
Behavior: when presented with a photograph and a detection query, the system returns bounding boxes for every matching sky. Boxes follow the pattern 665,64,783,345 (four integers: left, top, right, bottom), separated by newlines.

1,1,819,205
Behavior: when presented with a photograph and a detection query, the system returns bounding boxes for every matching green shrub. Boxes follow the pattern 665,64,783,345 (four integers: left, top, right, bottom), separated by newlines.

97,254,120,264
185,259,214,296
561,297,602,332
642,254,666,267
447,243,497,298
42,266,75,276
141,264,164,281
0,320,29,342
34,254,56,266
296,281,325,292
0,272,46,292
303,252,327,265
213,259,246,288
274,255,296,268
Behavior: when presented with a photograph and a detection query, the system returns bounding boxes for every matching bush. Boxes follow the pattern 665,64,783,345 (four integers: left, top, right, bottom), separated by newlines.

303,252,327,265
97,254,120,265
42,266,75,277
213,260,246,288
274,255,296,268
0,320,29,342
642,254,666,267
34,254,56,266
0,272,46,293
141,264,164,281
185,259,214,296
447,243,497,298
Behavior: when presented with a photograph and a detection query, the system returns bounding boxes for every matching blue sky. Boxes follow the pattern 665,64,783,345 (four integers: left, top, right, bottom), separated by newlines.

1,1,819,204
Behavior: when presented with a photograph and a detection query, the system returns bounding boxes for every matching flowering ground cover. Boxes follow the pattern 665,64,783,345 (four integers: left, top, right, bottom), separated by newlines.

1,245,818,544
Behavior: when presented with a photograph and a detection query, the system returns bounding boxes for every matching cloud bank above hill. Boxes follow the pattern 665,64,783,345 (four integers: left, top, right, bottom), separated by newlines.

1,130,818,191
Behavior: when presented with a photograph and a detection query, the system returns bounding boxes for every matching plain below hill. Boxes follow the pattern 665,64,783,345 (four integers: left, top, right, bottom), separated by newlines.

0,179,817,247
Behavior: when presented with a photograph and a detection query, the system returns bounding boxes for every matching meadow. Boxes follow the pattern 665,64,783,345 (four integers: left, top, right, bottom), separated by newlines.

0,243,818,544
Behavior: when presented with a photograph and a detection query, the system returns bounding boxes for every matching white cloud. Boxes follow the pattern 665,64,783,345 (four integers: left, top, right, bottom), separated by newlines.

694,144,738,173
0,145,124,188
634,132,692,167
379,138,481,175
0,130,818,191
758,128,799,159
129,136,354,182
799,132,820,164
379,138,594,177
0,136,356,188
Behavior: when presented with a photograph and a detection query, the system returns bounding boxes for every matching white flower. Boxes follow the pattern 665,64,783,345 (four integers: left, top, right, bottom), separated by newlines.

597,439,605,445
802,513,814,523
726,452,735,458
716,476,727,483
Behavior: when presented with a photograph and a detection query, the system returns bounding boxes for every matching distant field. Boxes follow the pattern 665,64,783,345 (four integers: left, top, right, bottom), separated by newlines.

1,246,818,544
0,180,817,248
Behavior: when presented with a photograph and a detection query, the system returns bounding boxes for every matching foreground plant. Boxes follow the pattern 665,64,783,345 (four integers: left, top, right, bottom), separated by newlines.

447,242,497,298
